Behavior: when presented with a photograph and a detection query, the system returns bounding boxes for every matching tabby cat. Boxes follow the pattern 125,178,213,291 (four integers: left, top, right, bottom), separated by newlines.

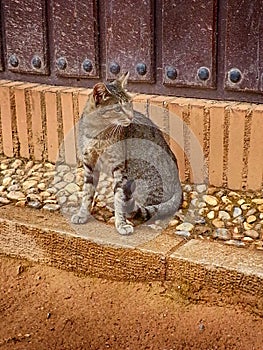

71,72,182,235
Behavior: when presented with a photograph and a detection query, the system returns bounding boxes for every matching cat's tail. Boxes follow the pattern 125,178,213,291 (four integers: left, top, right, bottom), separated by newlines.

133,184,183,223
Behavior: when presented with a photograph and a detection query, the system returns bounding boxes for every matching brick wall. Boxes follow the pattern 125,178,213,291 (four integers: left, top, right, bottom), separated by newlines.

0,80,262,191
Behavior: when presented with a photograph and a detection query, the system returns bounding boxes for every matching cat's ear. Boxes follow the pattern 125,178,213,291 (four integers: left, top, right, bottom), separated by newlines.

93,83,111,106
119,71,129,88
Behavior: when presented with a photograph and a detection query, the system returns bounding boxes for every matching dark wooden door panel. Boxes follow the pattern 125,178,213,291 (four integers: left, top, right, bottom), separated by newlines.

105,0,154,82
224,0,263,92
51,0,99,78
162,0,217,88
3,0,48,75
0,33,3,72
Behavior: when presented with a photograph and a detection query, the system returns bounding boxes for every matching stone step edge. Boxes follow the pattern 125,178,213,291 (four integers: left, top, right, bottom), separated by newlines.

0,206,262,313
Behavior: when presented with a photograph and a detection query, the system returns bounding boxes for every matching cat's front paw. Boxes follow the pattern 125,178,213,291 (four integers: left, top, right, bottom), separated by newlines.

116,223,134,235
71,213,89,224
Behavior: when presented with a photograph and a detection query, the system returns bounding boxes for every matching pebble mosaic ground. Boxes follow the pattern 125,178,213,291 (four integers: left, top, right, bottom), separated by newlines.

0,155,263,251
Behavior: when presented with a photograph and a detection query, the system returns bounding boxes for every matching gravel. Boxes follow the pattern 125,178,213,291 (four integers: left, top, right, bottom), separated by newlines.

0,155,262,251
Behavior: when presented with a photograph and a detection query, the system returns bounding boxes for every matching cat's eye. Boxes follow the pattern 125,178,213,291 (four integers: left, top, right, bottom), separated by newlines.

115,105,122,112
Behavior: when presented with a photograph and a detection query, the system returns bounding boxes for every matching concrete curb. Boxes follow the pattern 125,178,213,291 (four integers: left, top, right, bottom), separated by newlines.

0,205,262,314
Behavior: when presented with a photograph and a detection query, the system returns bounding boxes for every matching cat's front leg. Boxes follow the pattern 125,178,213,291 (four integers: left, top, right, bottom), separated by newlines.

113,169,135,235
71,164,98,224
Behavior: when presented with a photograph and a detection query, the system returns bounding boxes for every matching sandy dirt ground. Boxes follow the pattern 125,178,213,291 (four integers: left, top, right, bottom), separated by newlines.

0,254,262,350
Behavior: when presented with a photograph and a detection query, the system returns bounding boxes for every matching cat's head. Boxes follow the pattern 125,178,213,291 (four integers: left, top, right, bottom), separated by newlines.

92,72,133,127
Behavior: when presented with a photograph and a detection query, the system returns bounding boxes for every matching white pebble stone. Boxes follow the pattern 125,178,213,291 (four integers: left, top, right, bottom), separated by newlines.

233,207,242,218
218,210,231,221
57,164,70,173
237,199,245,205
65,183,80,194
242,236,254,243
64,172,75,183
207,211,215,220
184,184,192,193
196,184,207,193
2,177,12,187
43,203,60,212
176,222,194,232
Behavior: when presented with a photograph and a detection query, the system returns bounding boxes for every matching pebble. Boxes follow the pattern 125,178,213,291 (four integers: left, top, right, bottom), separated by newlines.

25,160,34,171
213,228,231,240
246,208,256,216
11,159,22,169
7,191,25,201
245,230,259,239
42,203,60,212
212,218,225,228
252,198,263,205
237,199,245,205
233,207,242,218
242,236,254,243
202,195,218,206
37,183,46,191
175,230,191,238
57,164,70,173
225,240,245,248
55,181,67,190
23,180,38,191
65,183,80,194
207,211,215,220
246,215,257,224
196,184,207,193
0,197,11,205
221,196,232,204
168,219,179,227
218,210,231,221
241,203,251,210
3,177,12,187
176,222,194,232
243,222,253,231
184,184,192,193
64,172,75,183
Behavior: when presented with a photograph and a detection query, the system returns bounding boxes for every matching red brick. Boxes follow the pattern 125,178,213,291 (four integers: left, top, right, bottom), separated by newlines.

0,85,13,157
45,90,60,163
168,98,189,182
61,91,77,165
14,83,36,158
78,89,92,119
247,104,263,190
227,104,247,190
132,94,155,116
188,99,207,184
209,102,230,187
28,87,47,160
